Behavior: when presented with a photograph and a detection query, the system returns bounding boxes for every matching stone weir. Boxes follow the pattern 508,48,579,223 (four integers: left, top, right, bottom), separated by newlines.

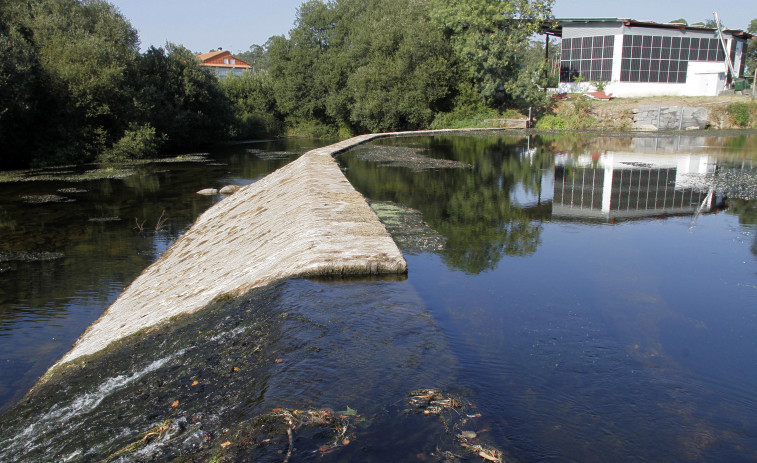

49,134,409,372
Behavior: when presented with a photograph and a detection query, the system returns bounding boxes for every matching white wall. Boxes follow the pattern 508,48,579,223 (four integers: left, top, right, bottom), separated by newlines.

557,61,728,97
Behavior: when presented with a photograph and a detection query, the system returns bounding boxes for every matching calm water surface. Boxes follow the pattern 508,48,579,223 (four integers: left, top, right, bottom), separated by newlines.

1,133,756,462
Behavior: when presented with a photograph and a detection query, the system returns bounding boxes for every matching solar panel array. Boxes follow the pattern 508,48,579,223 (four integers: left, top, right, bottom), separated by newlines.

560,33,727,84
560,36,614,83
619,35,725,83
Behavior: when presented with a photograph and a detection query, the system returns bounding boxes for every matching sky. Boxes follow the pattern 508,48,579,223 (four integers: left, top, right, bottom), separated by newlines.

109,0,755,54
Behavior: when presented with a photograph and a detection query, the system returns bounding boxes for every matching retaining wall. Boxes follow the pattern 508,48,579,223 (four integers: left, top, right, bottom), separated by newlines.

634,105,710,131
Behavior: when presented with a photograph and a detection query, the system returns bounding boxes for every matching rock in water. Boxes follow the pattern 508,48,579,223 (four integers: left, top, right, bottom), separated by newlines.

220,185,241,195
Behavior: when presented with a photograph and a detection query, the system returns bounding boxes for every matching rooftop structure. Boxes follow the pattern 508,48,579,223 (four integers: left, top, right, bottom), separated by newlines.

197,49,252,78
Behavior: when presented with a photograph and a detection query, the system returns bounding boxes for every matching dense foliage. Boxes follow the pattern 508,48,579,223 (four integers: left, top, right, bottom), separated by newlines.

0,0,233,168
1,0,555,169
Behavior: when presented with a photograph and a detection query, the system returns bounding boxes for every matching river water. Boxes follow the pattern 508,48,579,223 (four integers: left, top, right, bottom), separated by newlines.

0,132,756,462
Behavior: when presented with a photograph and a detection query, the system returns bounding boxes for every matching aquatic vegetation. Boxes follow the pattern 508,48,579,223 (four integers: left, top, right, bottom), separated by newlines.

371,201,446,254
357,145,472,170
19,194,75,204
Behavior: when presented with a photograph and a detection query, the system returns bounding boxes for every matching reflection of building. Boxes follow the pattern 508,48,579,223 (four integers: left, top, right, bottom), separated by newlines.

552,153,717,221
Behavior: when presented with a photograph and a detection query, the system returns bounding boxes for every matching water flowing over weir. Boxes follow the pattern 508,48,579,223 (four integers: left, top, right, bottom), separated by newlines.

45,134,411,371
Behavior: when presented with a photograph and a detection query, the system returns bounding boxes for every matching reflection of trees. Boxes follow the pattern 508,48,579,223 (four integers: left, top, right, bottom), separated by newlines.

342,135,552,274
726,198,757,257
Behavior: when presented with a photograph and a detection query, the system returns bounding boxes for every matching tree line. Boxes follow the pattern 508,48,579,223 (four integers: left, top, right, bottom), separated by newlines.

0,0,553,169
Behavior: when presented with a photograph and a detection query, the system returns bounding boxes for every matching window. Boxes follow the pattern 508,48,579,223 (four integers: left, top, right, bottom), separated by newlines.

560,35,615,82
231,59,236,65
223,58,229,64
619,34,726,84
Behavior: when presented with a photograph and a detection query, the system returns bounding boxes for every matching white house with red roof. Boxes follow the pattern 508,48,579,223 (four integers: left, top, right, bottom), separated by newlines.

197,49,252,78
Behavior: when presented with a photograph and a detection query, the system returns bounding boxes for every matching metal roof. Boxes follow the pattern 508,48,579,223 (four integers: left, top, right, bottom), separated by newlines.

544,18,753,39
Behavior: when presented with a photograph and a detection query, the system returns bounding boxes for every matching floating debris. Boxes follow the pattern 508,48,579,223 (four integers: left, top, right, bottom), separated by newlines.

714,167,757,200
20,194,75,204
371,202,446,254
406,389,507,463
220,407,358,461
102,419,174,462
57,187,87,194
357,146,471,171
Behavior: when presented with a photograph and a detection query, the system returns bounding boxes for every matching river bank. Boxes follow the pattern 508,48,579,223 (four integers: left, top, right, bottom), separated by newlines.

536,95,757,131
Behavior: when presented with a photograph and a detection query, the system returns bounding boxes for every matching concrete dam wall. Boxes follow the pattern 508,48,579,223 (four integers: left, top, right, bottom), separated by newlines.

51,134,410,370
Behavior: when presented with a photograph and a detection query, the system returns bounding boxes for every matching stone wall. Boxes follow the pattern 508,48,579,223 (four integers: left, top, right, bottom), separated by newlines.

634,105,709,131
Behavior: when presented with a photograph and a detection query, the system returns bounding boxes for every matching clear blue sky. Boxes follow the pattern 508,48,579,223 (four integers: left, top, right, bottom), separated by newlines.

109,0,755,54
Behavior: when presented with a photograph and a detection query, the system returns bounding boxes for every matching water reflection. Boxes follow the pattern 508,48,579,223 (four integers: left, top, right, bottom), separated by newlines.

552,152,721,222
339,132,757,461
1,132,756,462
341,133,757,275
0,139,328,412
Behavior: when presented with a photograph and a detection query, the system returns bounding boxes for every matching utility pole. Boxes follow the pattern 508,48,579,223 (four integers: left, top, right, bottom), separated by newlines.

713,12,738,85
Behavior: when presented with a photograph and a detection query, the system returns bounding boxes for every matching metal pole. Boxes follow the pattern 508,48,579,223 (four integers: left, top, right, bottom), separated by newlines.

679,107,684,130
657,105,661,130
544,35,550,92
713,12,737,84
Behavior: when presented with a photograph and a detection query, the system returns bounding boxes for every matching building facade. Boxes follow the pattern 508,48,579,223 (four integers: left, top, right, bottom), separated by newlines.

553,19,752,97
197,49,252,78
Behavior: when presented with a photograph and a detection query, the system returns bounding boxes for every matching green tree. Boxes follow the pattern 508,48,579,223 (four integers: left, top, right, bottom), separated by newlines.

429,0,553,107
236,42,271,73
221,71,284,139
746,19,757,76
132,44,233,152
0,0,140,166
343,0,457,132
0,12,46,169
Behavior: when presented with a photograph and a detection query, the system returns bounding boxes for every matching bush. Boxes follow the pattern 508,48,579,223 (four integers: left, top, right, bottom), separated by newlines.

230,112,284,140
727,102,754,127
99,124,163,162
534,114,568,130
